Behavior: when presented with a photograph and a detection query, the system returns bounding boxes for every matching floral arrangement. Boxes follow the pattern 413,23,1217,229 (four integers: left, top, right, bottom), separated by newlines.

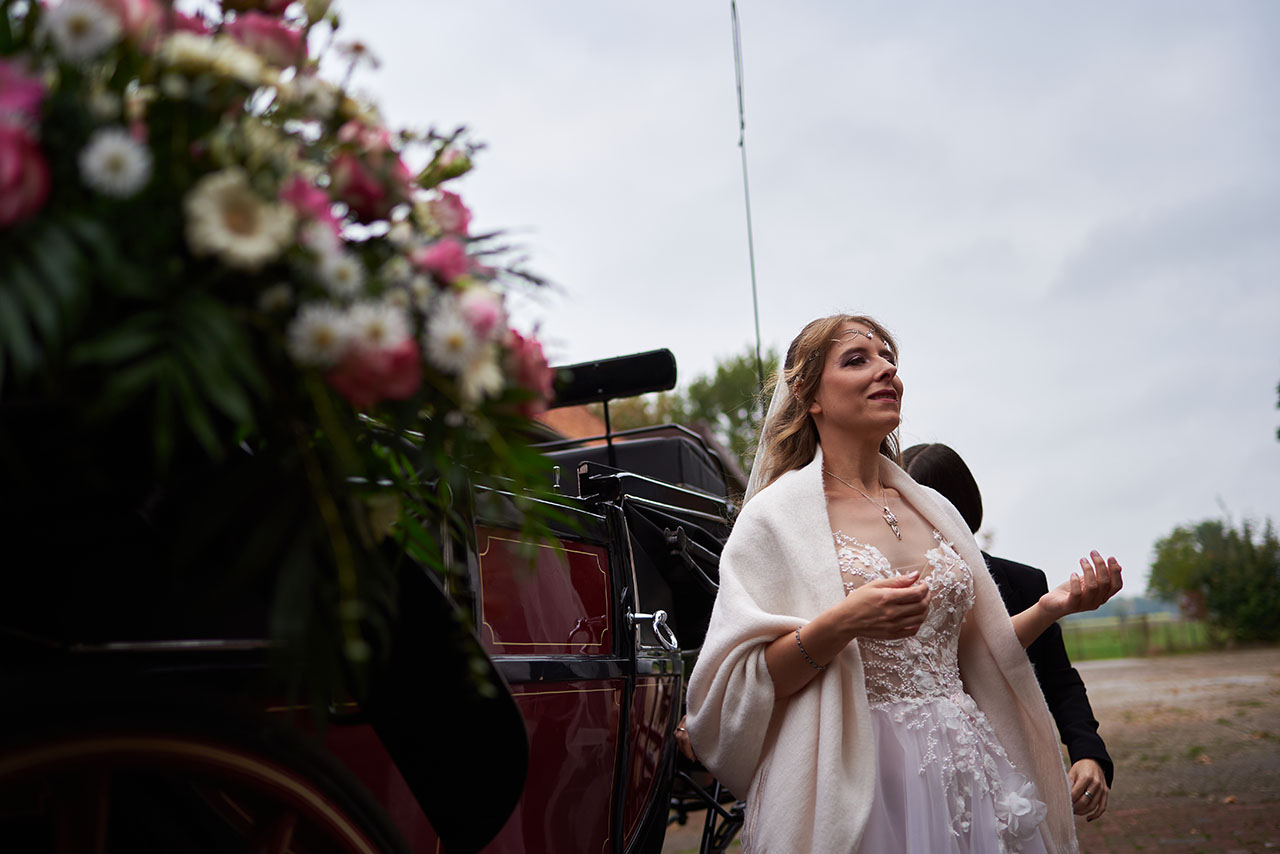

0,0,558,698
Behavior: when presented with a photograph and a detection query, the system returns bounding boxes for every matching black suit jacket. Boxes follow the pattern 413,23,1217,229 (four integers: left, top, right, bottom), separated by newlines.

984,552,1114,786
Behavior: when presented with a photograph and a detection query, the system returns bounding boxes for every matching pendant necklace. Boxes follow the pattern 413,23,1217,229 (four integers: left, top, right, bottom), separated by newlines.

823,468,902,540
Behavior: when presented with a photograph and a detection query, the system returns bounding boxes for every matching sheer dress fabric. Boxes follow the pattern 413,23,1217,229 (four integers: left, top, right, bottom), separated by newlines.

835,530,1048,854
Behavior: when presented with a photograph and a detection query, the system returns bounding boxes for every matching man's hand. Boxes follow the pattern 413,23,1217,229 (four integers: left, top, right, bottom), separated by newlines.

1068,758,1108,821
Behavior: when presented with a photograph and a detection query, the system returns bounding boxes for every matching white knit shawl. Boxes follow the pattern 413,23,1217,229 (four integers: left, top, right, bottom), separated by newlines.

685,448,1078,853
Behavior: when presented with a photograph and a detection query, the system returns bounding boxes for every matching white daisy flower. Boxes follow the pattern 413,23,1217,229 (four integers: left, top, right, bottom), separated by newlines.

386,221,415,250
317,251,365,298
383,288,411,310
409,275,436,311
460,346,504,405
424,297,480,374
210,36,267,88
157,31,220,72
347,301,410,351
298,221,341,257
380,255,412,286
43,0,122,64
184,169,296,272
291,74,338,120
286,302,352,367
87,90,121,121
78,127,152,198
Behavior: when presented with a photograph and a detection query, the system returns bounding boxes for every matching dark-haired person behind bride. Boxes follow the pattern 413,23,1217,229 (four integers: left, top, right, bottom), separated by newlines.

902,442,1114,822
684,314,1122,853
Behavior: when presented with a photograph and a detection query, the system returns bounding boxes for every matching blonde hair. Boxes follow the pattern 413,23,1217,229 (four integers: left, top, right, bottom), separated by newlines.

752,314,901,491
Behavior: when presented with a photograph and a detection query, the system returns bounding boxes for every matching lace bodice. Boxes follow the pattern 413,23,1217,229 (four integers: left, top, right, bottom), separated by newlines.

834,529,974,705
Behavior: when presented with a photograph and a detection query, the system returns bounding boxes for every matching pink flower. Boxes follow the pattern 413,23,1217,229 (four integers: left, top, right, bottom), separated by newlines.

427,190,471,236
326,338,423,409
506,331,555,417
337,120,392,153
224,12,304,67
96,0,162,41
169,11,212,34
222,0,293,13
413,238,470,284
330,152,387,222
0,125,50,228
279,174,340,236
0,59,46,123
459,287,503,338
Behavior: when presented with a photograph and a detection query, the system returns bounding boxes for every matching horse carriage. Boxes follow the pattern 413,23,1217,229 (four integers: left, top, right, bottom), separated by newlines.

0,348,747,853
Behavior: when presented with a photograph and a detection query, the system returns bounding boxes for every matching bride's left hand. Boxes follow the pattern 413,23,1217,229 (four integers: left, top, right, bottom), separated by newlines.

1038,551,1122,620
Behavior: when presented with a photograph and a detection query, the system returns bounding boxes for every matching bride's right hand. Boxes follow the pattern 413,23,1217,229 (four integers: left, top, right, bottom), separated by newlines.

838,573,932,640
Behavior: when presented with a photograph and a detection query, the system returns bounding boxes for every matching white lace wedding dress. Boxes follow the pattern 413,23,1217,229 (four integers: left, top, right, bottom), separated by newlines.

835,530,1049,854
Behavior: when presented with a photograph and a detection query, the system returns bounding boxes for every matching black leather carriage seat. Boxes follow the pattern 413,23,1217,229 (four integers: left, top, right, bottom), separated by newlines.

542,435,729,500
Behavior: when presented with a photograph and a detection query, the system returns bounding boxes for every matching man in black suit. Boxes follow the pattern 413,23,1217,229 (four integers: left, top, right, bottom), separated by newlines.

904,443,1113,822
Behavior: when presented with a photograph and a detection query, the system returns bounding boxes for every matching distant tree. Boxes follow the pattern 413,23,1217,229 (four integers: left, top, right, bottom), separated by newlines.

669,347,777,468
590,345,776,472
1148,517,1280,643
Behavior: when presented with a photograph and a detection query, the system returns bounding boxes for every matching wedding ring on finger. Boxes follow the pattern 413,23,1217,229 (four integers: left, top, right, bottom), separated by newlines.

1083,791,1093,800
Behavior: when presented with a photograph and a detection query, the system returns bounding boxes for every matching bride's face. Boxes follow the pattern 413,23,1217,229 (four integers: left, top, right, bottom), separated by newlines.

807,324,903,442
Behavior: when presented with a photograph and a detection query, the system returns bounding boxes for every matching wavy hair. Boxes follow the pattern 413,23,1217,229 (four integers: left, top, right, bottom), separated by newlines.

751,314,901,492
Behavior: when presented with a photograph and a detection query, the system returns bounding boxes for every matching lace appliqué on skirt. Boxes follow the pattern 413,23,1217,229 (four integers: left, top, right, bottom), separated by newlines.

835,530,1048,853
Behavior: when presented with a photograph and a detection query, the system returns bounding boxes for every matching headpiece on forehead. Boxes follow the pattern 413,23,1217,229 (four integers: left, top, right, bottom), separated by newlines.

743,315,900,504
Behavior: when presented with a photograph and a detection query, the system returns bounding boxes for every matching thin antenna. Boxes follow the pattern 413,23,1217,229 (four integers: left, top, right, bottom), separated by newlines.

731,1,765,400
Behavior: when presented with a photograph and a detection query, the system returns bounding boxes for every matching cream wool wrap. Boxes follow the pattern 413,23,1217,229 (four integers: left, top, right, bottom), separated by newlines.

686,448,1078,853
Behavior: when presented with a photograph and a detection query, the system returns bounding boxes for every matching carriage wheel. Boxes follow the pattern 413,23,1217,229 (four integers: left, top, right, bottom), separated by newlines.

0,709,409,854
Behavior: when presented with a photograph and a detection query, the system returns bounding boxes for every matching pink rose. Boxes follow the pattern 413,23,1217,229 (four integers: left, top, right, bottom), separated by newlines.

0,124,50,229
224,12,304,67
169,12,212,34
0,59,46,123
222,0,292,13
413,238,470,284
279,174,340,236
427,190,471,236
326,339,423,409
337,120,392,153
330,152,387,222
329,150,410,223
459,287,503,338
506,331,554,417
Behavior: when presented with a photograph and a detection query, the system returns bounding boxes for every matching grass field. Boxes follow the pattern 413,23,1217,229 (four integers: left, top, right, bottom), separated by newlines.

1060,613,1212,660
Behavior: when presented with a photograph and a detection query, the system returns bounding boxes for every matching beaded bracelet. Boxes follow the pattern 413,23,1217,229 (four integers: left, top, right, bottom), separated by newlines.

795,625,826,671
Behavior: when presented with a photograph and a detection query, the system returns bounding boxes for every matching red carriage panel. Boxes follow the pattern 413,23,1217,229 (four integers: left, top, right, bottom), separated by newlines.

483,680,624,853
475,527,612,655
622,677,678,845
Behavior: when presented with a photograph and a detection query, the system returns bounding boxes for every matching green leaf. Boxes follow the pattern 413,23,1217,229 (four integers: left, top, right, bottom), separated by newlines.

185,298,268,396
0,285,39,376
175,335,254,426
36,221,89,307
72,312,163,365
97,355,167,415
8,259,59,347
166,355,225,459
28,223,82,308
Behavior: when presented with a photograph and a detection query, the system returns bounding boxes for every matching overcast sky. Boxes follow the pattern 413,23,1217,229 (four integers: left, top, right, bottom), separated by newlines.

341,1,1279,592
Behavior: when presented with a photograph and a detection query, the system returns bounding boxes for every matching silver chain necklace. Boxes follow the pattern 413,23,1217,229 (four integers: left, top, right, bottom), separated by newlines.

823,468,902,540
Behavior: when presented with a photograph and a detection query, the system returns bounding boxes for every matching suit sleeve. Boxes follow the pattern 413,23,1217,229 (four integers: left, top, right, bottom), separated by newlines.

989,556,1115,787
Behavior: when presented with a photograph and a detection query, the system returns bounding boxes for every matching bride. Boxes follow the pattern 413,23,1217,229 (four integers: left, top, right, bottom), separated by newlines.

684,314,1121,853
